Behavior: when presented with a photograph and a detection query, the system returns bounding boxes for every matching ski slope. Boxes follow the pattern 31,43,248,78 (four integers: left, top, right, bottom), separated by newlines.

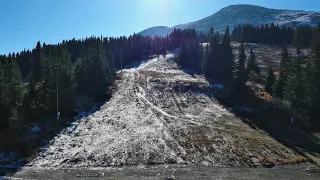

27,52,303,168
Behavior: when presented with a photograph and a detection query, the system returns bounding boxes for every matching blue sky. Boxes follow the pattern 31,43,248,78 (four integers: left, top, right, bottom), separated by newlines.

1,0,320,54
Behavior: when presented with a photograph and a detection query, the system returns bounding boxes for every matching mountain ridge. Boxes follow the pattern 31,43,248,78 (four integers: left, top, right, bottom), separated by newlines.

139,4,320,37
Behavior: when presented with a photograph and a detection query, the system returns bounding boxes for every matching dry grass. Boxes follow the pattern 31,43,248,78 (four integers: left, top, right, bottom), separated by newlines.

231,42,310,73
256,90,273,101
264,156,308,166
241,135,308,166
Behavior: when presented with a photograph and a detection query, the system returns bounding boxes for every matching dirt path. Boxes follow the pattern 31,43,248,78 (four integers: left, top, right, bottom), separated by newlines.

4,164,320,180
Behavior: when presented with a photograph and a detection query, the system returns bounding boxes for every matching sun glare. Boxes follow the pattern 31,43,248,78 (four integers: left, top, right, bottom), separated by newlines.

148,0,168,6
141,0,170,10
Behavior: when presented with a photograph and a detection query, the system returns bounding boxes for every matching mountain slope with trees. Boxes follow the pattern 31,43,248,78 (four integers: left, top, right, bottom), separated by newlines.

139,4,320,37
0,31,191,132
1,22,320,169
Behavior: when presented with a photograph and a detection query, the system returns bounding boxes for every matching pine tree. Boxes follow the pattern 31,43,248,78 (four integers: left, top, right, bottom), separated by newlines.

247,48,257,75
0,55,25,129
274,42,290,99
235,42,247,88
305,25,320,126
24,41,44,120
221,26,234,80
209,27,215,42
30,41,43,84
177,35,203,72
8,58,25,113
177,42,188,67
55,47,75,115
39,56,55,114
92,41,112,96
202,44,209,75
265,68,275,94
205,27,222,79
0,57,11,131
75,41,112,98
286,28,305,113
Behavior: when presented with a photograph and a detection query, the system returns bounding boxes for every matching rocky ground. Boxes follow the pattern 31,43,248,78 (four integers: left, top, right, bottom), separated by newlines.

3,164,320,180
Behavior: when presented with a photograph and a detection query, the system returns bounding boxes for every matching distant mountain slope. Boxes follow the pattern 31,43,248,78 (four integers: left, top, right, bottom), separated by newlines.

139,4,320,37
138,26,172,37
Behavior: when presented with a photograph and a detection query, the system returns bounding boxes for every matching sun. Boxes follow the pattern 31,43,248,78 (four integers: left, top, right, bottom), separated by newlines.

136,0,173,22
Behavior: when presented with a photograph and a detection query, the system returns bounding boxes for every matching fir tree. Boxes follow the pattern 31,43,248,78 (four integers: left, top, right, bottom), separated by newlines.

221,26,234,80
305,25,320,126
202,44,209,75
265,68,275,94
8,58,25,113
205,27,222,79
286,28,305,113
274,42,290,99
30,41,43,84
235,42,247,88
0,55,25,129
0,57,12,131
247,48,257,75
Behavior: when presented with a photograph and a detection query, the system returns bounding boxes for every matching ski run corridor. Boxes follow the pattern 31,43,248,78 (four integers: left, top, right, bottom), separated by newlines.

28,52,303,168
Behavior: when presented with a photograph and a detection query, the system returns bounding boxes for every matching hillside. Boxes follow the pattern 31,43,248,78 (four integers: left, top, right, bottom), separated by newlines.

22,47,319,169
139,4,320,36
1,43,320,180
230,42,309,71
137,26,173,37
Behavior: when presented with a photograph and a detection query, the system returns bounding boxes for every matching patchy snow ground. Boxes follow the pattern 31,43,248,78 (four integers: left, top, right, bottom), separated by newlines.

27,52,302,168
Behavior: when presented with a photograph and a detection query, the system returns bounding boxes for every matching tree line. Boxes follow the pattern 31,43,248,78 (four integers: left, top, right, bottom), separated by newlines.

1,24,319,132
0,30,191,132
177,26,252,87
177,24,320,129
265,26,320,128
232,23,313,47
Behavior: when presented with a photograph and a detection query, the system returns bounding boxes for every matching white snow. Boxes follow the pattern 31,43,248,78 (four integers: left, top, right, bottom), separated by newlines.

274,11,315,26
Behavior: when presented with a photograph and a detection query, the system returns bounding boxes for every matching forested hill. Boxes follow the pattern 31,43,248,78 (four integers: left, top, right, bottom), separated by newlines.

1,24,320,170
0,29,196,130
1,23,320,134
139,4,320,37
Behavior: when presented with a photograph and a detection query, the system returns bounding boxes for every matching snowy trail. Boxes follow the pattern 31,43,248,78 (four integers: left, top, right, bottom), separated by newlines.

27,52,303,168
136,85,178,120
134,70,178,119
